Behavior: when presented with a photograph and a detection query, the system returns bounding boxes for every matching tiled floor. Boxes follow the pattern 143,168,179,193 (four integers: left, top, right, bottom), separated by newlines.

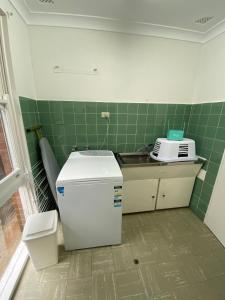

13,208,225,300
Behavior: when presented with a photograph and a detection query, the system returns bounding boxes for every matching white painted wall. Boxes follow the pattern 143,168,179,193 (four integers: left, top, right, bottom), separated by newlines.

1,0,36,99
1,1,225,104
194,32,225,103
205,149,225,247
29,26,201,103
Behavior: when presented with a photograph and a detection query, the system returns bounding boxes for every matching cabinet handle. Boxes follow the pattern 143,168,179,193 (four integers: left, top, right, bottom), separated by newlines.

162,194,166,197
152,195,155,199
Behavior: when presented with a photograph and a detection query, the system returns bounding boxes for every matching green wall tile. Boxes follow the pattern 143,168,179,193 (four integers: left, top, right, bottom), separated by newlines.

126,125,136,134
138,104,148,114
148,104,157,115
63,113,74,124
37,101,50,113
108,103,117,113
109,114,117,124
137,115,147,125
62,101,74,113
75,114,86,124
87,135,98,143
127,103,138,114
117,135,126,144
201,103,211,114
127,114,137,124
219,115,225,127
76,124,87,134
117,125,127,134
64,124,76,135
118,114,128,124
157,104,168,114
74,102,86,113
205,126,217,138
97,102,108,113
216,127,225,140
211,102,223,114
86,102,97,113
108,125,117,134
87,125,97,134
207,115,219,126
49,101,63,112
117,103,128,114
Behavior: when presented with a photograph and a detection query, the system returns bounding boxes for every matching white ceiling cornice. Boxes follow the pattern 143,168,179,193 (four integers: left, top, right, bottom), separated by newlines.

203,19,225,43
28,13,205,43
8,0,31,23
8,0,225,44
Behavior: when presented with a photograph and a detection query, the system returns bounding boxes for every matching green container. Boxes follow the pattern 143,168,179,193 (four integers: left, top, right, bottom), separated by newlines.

167,130,184,141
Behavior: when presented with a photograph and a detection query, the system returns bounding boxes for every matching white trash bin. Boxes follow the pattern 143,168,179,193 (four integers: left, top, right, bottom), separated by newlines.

22,210,58,270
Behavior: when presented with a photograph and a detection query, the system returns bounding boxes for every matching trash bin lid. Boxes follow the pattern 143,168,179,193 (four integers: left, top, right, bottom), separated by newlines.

22,210,58,241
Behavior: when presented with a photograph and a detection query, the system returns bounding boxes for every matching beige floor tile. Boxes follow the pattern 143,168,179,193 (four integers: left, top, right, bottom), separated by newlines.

130,237,176,265
122,226,144,246
93,272,116,300
140,258,205,298
13,284,43,300
123,214,142,229
40,262,70,282
66,277,93,300
113,269,146,299
92,247,114,274
112,244,137,271
173,283,210,300
174,275,225,300
205,275,225,300
68,249,92,279
197,254,225,279
39,280,67,300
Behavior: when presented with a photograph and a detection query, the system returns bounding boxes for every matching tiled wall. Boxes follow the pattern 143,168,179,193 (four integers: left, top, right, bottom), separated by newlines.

19,97,40,166
19,97,55,211
19,98,225,220
36,101,191,166
187,102,225,220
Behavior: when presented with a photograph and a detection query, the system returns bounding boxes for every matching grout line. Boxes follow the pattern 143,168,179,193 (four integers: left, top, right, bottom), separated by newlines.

134,103,139,152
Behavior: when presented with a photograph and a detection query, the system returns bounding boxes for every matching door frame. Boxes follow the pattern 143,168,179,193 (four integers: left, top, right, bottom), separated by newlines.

204,149,225,247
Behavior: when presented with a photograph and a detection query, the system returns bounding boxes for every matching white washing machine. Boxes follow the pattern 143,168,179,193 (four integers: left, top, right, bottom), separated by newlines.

56,150,123,250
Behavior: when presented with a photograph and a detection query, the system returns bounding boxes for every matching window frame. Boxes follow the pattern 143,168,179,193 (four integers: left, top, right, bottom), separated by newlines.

0,10,37,300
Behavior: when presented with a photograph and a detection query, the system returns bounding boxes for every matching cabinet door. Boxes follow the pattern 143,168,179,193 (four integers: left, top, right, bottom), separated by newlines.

156,177,195,210
122,179,158,214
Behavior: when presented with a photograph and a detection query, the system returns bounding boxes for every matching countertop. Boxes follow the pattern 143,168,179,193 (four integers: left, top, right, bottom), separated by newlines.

115,152,205,168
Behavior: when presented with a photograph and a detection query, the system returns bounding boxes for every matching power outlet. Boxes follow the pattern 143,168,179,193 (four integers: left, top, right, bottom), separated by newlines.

101,112,110,118
197,169,206,181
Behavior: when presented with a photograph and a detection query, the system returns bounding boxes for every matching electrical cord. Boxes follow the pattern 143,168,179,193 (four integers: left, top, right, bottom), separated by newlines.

100,118,109,149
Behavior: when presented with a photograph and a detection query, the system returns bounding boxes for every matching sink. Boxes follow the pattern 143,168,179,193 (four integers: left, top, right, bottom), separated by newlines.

115,152,203,168
115,152,159,165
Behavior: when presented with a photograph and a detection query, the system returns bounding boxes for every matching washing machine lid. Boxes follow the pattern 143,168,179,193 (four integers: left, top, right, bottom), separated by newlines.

69,150,114,159
57,152,122,183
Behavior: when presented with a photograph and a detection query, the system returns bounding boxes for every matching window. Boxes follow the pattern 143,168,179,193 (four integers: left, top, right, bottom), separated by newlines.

0,13,36,299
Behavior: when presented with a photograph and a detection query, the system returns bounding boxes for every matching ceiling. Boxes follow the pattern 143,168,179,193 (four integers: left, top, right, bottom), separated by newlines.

9,0,225,42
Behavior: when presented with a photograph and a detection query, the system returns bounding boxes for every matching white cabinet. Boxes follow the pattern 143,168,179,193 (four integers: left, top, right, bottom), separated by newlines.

121,162,202,214
122,179,158,213
156,177,195,210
